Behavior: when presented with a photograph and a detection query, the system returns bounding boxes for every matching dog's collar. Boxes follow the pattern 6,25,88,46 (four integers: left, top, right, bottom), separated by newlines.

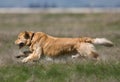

28,32,35,46
31,32,35,41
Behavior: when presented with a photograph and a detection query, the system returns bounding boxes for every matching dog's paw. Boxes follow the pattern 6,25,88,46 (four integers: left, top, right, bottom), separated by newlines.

72,54,80,59
15,55,21,58
45,56,53,61
22,58,28,63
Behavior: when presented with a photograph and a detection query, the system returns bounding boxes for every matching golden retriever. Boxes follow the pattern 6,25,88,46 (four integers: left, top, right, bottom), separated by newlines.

15,31,113,63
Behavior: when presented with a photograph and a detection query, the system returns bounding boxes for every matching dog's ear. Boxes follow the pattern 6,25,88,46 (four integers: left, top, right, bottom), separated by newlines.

24,31,30,39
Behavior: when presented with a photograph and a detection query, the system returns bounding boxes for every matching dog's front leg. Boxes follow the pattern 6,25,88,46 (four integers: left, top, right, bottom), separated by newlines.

16,51,32,58
22,46,42,63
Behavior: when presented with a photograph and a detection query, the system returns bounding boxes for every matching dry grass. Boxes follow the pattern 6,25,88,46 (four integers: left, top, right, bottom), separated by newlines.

0,13,120,82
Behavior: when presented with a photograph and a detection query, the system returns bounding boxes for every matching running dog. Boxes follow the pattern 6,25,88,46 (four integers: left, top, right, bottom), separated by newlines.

15,31,113,63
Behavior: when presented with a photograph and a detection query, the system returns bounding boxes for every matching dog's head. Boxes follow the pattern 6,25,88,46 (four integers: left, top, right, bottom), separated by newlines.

15,31,34,49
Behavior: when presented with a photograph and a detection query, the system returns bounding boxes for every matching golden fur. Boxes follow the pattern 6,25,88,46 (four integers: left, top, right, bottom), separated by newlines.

15,31,113,63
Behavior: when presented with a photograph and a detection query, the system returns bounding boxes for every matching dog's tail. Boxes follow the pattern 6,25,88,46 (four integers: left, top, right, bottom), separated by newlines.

80,37,114,47
92,38,114,47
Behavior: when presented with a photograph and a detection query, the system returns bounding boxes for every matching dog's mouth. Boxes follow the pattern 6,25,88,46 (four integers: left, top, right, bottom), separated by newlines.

19,43,25,49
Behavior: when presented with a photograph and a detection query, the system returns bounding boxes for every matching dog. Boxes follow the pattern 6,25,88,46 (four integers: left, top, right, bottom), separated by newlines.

15,31,113,63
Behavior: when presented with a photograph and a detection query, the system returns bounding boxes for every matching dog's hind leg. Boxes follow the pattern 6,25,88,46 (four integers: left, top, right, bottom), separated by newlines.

89,51,100,61
76,43,100,61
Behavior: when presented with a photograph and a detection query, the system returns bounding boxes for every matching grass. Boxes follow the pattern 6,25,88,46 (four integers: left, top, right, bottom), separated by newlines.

0,62,120,82
76,63,120,78
0,13,120,82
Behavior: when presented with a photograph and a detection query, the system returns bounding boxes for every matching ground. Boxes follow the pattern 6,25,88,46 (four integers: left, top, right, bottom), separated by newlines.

0,13,120,82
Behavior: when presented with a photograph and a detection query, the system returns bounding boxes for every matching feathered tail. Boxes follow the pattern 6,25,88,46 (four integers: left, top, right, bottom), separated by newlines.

92,38,114,47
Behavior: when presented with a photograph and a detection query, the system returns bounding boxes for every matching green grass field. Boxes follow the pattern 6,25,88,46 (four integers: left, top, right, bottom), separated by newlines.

0,13,120,82
0,62,120,82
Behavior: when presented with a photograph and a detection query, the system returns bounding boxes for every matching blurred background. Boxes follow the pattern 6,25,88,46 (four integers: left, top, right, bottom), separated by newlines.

0,0,120,8
0,0,120,65
0,0,120,66
0,0,120,13
0,1,120,82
